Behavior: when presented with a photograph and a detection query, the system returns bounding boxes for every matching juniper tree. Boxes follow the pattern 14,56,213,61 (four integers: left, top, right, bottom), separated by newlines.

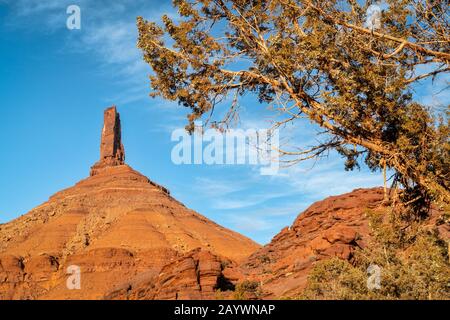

137,0,449,213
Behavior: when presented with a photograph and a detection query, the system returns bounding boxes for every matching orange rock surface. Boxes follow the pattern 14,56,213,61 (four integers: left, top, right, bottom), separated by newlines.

0,107,260,299
240,188,449,299
239,188,385,298
1,107,446,300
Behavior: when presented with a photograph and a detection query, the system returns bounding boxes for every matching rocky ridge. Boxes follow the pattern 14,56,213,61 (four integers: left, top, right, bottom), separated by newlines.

1,107,446,300
0,106,259,299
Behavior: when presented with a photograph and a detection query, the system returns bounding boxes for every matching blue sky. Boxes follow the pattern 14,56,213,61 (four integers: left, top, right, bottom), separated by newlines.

0,1,447,244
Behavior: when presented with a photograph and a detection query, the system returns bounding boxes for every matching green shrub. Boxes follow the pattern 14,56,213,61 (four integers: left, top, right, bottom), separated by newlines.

302,210,450,300
233,280,261,300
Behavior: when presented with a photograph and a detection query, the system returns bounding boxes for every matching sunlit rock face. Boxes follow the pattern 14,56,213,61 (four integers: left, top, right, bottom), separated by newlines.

0,106,260,300
90,106,125,176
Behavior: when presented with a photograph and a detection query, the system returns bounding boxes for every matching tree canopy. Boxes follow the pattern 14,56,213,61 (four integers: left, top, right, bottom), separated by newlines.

137,0,449,213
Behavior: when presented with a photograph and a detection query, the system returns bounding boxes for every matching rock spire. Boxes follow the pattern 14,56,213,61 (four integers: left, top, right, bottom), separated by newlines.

90,106,125,176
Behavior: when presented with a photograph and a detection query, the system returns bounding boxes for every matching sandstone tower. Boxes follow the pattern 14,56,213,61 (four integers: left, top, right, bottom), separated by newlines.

0,106,260,299
90,106,125,176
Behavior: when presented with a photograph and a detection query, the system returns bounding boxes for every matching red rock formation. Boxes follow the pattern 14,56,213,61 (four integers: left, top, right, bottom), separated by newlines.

106,248,235,300
146,249,233,300
0,107,260,299
2,106,446,300
90,106,125,176
102,188,392,301
237,188,384,298
240,188,449,299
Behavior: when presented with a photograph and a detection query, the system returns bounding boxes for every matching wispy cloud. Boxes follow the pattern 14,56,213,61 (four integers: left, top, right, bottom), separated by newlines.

211,156,383,243
212,189,298,210
7,0,67,16
2,0,175,106
193,177,247,197
277,159,383,199
226,215,274,233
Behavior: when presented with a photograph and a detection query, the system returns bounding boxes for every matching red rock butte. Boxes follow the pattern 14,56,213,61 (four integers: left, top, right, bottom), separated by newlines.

2,106,446,300
0,106,260,299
